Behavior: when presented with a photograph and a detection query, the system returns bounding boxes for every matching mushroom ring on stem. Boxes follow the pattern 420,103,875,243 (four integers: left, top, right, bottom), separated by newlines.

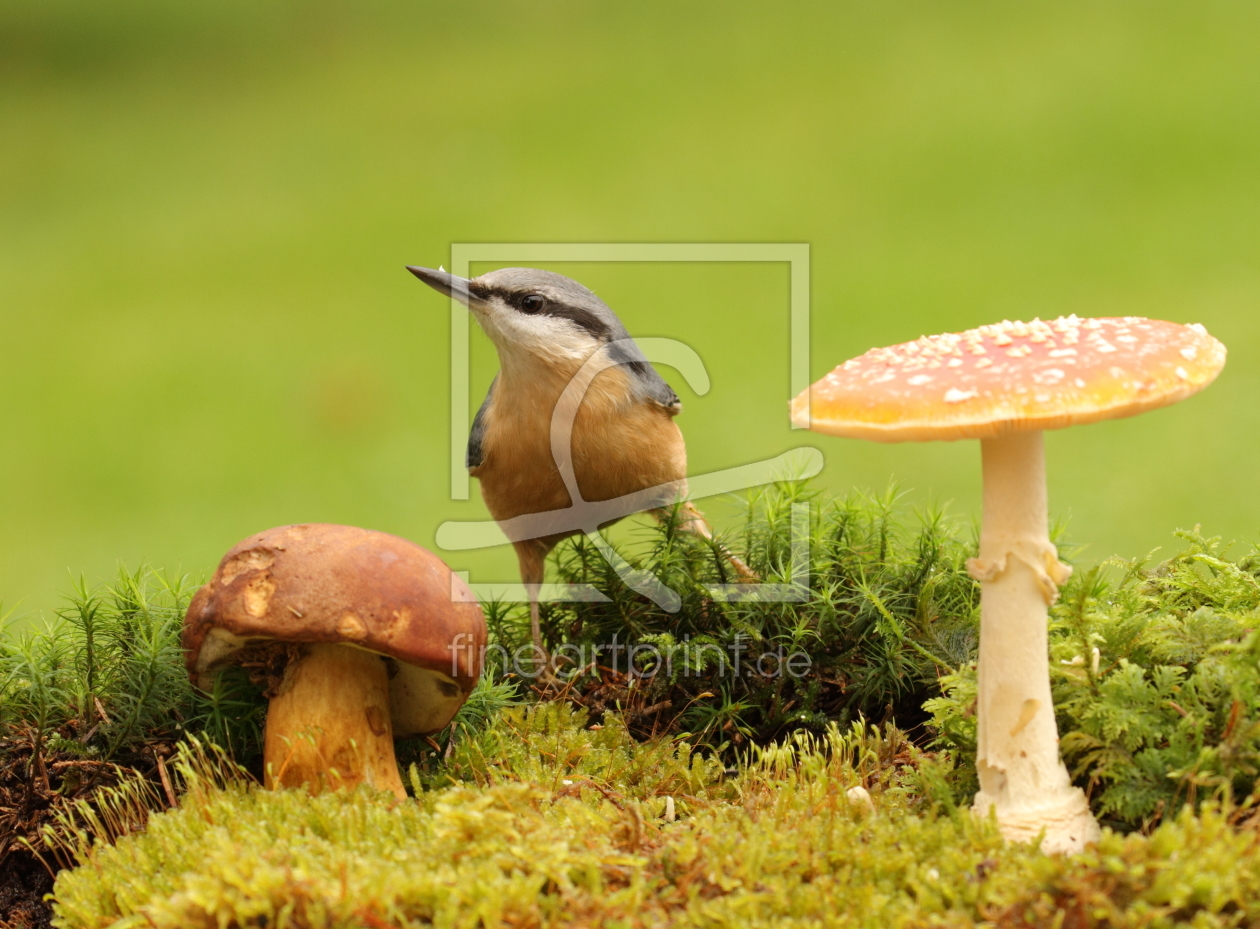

183,524,487,799
793,315,1226,854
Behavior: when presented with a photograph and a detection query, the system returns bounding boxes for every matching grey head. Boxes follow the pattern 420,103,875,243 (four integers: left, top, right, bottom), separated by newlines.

407,265,680,411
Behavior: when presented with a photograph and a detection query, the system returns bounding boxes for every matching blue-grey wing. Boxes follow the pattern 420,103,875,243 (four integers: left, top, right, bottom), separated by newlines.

467,376,497,470
606,337,682,415
630,361,682,414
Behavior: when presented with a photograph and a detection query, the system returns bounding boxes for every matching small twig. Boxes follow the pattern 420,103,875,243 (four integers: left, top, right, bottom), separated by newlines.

552,661,598,702
1223,700,1244,741
155,751,177,809
553,777,626,811
94,696,112,726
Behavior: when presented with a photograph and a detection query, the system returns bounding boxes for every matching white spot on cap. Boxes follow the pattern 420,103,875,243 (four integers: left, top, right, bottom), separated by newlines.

907,374,933,386
1180,346,1198,360
1033,368,1065,385
1074,378,1086,388
1176,366,1189,380
1048,348,1077,358
1189,323,1207,334
944,388,978,403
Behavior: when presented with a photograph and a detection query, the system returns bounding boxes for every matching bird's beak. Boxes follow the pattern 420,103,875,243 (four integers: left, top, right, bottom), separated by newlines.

406,265,479,308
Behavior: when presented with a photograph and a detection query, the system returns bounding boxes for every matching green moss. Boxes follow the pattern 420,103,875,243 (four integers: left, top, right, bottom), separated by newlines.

50,707,1260,929
420,703,732,816
0,565,264,765
928,528,1260,829
522,482,980,752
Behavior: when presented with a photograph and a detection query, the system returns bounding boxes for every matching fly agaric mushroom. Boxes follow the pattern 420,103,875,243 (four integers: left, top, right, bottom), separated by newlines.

793,315,1225,853
183,524,486,799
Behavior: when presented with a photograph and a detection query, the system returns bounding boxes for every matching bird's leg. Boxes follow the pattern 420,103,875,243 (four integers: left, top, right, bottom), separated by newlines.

653,501,759,582
512,539,551,675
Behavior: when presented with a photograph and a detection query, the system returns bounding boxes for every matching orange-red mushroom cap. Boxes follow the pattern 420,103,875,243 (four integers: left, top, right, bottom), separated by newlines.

792,316,1226,442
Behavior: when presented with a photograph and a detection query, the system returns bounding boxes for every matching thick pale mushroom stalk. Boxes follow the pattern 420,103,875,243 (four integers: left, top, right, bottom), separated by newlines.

264,643,405,799
966,431,1099,853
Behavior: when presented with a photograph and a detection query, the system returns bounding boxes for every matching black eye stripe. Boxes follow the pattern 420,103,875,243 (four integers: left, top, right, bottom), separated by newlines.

546,305,611,339
484,286,611,339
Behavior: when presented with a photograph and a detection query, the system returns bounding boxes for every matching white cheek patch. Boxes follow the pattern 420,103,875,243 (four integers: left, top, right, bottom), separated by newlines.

476,304,592,362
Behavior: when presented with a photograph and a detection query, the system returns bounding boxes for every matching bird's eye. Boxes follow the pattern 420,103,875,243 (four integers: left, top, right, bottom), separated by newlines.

519,294,545,314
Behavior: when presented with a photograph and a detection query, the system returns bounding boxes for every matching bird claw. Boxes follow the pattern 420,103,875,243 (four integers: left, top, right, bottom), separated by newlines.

726,552,760,583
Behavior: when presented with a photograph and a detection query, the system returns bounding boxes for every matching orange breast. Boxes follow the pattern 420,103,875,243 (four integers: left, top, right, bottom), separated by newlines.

473,364,687,524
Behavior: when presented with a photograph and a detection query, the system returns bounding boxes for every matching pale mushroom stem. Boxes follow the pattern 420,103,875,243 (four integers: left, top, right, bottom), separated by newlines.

969,430,1100,853
264,643,406,799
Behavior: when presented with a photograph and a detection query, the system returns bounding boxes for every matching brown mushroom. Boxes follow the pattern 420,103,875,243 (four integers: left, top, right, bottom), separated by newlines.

183,524,487,799
793,315,1226,852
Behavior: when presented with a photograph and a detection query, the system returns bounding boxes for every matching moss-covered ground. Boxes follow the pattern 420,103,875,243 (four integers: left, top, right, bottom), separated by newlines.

7,485,1260,926
47,708,1260,929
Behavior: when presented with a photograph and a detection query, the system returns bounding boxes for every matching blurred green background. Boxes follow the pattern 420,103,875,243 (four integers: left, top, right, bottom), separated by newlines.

2,0,1258,619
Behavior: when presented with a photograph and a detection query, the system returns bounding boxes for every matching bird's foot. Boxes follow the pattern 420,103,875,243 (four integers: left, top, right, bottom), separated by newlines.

725,551,760,583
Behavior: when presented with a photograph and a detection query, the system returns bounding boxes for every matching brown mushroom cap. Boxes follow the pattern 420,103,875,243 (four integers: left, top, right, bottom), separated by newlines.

792,316,1226,442
183,524,487,738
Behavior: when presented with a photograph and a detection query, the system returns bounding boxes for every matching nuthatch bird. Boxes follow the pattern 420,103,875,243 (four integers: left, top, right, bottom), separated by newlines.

407,266,753,654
